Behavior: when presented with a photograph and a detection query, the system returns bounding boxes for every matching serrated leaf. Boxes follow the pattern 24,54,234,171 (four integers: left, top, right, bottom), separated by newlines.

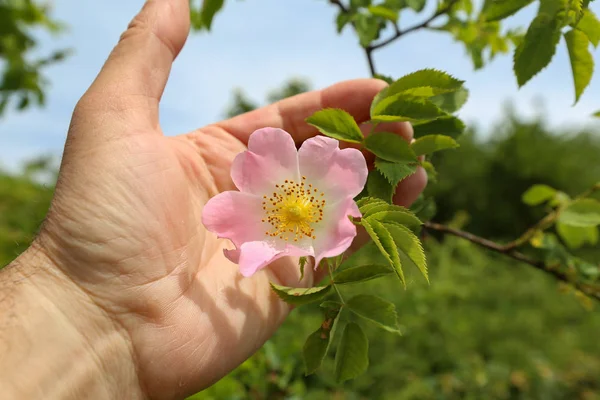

306,108,364,143
558,198,600,227
372,69,464,114
270,283,332,305
334,264,394,284
365,132,418,163
367,169,395,202
421,161,437,182
383,222,428,282
375,158,418,186
522,184,557,205
334,323,369,383
371,96,447,123
575,9,600,47
429,87,469,113
362,219,405,284
368,5,398,21
346,294,401,333
484,0,534,21
356,196,386,210
413,116,466,138
366,209,422,230
411,135,459,156
303,307,341,375
355,12,383,47
556,222,599,249
565,29,594,103
513,13,561,87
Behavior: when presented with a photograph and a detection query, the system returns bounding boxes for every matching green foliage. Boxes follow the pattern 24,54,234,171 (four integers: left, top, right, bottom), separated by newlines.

366,168,395,202
522,184,558,205
384,222,428,282
371,96,446,123
556,222,599,249
305,108,364,143
346,294,401,333
334,322,369,383
303,306,341,375
484,0,535,21
413,116,465,138
575,9,600,47
558,198,600,227
364,132,417,162
564,28,594,103
0,0,69,116
374,159,417,187
190,0,225,30
410,135,459,156
270,283,332,305
513,13,561,87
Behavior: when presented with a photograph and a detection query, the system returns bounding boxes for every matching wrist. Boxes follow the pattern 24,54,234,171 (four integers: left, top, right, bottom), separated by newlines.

0,243,144,400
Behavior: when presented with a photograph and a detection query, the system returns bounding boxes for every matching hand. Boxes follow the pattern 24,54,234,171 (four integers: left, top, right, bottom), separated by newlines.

0,0,426,398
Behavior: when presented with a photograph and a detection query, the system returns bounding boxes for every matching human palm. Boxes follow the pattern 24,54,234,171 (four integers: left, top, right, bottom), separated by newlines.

34,0,426,398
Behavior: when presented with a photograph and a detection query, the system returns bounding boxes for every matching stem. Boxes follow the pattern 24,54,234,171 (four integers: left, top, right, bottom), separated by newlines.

424,221,600,303
502,211,558,251
328,261,345,304
365,47,376,77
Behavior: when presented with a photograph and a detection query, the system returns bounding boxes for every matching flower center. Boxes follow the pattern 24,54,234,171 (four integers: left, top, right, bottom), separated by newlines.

262,176,326,242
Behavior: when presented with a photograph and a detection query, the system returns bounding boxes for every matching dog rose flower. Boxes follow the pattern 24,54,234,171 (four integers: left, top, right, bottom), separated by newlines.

202,127,368,277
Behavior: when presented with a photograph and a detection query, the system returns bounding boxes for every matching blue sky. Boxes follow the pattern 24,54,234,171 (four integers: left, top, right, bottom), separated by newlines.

2,0,600,170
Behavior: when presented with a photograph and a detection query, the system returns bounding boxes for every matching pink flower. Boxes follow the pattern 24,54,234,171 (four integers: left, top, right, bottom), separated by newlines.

202,127,368,277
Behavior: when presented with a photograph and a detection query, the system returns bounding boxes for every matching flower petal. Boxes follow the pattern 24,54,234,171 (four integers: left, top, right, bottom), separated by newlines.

231,128,300,195
313,198,361,268
201,191,265,247
236,241,311,277
298,136,367,201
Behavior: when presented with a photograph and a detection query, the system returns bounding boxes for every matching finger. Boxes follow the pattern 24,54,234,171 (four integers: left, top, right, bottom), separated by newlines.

394,166,428,207
79,0,190,127
214,79,388,145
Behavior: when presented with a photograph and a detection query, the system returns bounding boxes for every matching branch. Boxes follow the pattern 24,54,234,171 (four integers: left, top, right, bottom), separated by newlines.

368,0,460,51
424,221,600,303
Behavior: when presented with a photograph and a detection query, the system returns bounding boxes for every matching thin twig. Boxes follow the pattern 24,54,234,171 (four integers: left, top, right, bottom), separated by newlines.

368,0,460,51
424,221,600,303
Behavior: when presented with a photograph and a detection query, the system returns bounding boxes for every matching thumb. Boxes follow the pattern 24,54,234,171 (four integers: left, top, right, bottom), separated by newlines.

80,0,190,127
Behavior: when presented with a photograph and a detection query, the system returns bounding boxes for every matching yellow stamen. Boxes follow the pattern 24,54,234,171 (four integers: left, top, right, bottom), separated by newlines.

261,176,325,242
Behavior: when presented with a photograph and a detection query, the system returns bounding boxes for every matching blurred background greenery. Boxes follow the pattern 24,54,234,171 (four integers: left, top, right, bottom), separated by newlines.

2,0,600,398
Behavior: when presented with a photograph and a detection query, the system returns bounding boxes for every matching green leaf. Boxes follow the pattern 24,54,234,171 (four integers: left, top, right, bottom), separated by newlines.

513,13,561,87
484,0,534,21
195,0,225,30
565,29,594,103
346,294,401,333
356,196,387,213
429,87,469,113
299,257,308,281
413,116,466,138
364,132,418,163
361,219,404,282
558,198,600,227
305,108,364,143
522,184,557,205
383,222,428,282
270,283,332,305
593,110,600,117
351,0,371,8
366,209,422,230
303,307,341,375
371,96,447,123
362,219,405,284
368,5,398,22
334,322,369,383
334,264,394,284
556,222,599,249
575,9,600,47
336,12,354,33
421,160,438,182
375,159,417,186
374,73,394,84
367,169,395,202
411,135,459,156
355,12,383,47
372,69,464,113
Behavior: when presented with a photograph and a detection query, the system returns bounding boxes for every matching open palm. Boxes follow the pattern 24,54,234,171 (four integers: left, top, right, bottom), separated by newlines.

36,1,426,398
